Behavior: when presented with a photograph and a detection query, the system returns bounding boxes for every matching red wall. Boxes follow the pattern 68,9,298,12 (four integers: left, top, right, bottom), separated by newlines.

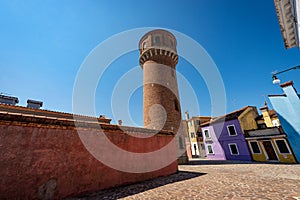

0,122,178,199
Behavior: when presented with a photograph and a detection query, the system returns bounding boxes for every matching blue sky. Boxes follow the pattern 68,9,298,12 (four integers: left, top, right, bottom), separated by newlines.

1,0,300,126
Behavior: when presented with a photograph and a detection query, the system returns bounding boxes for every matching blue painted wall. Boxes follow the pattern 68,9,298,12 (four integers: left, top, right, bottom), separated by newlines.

269,84,300,162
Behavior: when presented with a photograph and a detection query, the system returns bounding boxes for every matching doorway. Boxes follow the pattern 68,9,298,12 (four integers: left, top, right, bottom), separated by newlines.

262,141,278,161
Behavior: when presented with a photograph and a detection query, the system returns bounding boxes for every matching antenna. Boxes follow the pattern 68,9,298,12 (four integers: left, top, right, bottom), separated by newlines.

262,94,268,106
0,92,12,96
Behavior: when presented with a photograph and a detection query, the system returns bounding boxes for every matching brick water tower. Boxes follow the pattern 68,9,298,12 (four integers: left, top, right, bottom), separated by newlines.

139,29,188,163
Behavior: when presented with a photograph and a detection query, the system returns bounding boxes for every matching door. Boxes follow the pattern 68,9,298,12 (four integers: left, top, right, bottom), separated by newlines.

262,141,278,161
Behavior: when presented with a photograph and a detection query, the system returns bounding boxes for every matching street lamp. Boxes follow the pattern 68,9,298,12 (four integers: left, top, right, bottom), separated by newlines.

272,65,300,84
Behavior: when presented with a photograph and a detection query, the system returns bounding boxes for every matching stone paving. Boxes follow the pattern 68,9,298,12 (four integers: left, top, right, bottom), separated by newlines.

67,161,300,200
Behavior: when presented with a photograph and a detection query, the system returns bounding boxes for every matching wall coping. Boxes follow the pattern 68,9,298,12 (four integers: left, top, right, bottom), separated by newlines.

0,111,174,136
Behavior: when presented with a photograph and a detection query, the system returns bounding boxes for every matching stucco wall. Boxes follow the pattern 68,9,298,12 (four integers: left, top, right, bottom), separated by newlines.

214,119,252,161
0,121,177,199
202,125,226,160
269,84,300,163
247,139,296,163
238,107,258,131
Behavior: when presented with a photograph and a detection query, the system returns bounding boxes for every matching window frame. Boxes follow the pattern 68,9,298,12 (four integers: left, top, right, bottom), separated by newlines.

155,35,161,44
228,143,239,155
142,42,147,50
274,139,291,154
207,144,214,154
203,129,210,138
227,124,237,136
190,132,195,138
249,141,261,154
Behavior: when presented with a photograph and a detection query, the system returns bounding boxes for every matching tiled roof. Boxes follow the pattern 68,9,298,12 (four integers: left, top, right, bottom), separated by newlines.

200,106,254,127
255,109,278,120
0,103,174,135
0,103,111,124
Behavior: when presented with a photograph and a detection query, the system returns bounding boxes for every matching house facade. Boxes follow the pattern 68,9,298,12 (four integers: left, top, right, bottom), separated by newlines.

201,106,257,161
183,111,210,159
269,81,300,163
245,127,296,163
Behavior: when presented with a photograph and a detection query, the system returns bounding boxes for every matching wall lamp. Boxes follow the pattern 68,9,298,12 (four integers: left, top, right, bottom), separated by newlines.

272,65,300,84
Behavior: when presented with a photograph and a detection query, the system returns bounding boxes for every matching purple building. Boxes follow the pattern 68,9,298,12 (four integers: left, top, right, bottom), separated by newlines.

201,106,258,161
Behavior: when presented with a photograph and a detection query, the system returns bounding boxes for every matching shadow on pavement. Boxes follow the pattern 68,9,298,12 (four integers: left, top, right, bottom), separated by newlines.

66,171,206,200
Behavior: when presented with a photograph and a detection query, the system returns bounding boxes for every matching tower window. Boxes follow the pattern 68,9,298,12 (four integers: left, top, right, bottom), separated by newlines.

143,42,147,49
155,36,160,44
174,99,179,111
179,137,184,149
171,69,175,77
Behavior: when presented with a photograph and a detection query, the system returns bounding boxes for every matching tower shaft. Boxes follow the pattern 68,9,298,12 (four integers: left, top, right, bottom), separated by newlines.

139,29,181,132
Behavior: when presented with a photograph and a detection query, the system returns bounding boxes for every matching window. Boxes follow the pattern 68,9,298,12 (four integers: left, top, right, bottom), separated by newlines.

258,123,267,129
272,120,280,127
196,120,200,125
250,141,261,154
170,39,173,47
275,139,290,154
189,121,193,126
204,130,210,138
190,132,195,138
142,42,147,49
228,143,239,155
174,100,179,111
227,125,237,136
179,137,184,149
171,69,175,77
197,131,202,137
155,36,160,44
207,145,214,154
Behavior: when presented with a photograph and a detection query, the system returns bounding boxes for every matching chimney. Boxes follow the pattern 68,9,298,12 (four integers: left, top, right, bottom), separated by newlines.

185,110,190,120
0,94,19,105
280,80,294,88
118,120,122,126
27,99,43,109
259,103,273,128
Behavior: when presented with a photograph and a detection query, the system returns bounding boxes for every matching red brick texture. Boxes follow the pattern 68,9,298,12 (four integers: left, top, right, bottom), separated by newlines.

0,119,177,199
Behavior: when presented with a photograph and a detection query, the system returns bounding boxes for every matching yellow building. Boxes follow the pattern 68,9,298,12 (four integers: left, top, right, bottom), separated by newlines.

245,104,296,163
256,104,281,128
246,127,296,163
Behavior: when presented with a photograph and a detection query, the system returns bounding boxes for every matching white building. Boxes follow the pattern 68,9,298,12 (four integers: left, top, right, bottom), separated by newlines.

274,0,300,49
183,111,210,159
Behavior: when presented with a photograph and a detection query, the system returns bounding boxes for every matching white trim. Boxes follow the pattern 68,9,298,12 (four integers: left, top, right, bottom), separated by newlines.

227,124,237,136
228,143,239,155
191,142,199,156
207,144,214,154
274,139,292,154
203,129,210,139
248,141,262,154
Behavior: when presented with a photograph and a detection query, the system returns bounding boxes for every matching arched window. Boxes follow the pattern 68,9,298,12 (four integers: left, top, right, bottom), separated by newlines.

179,137,184,149
174,99,179,111
155,36,160,44
170,39,173,47
143,42,147,49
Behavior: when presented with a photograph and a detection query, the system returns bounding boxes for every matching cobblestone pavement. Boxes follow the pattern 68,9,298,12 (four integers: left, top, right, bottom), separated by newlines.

68,162,300,200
